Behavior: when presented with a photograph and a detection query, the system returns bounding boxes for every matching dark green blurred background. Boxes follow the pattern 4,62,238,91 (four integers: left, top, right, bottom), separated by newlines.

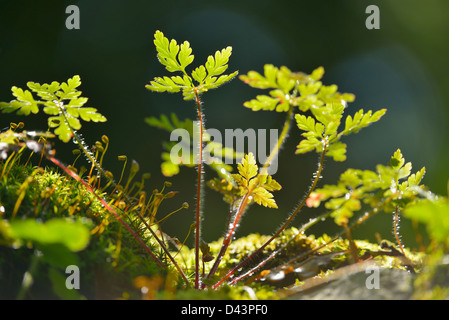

1,0,448,248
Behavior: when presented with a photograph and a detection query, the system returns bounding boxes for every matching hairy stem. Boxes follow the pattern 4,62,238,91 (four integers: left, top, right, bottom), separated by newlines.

206,192,251,281
393,205,406,255
212,142,327,289
205,107,294,283
57,102,193,284
46,151,192,287
194,89,204,289
260,106,294,175
46,155,165,269
227,213,326,286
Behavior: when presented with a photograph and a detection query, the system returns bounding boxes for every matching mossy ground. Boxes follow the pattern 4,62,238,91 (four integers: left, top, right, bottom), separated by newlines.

0,160,433,300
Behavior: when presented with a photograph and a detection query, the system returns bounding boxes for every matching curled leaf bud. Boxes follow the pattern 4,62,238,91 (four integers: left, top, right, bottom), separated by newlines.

101,135,109,144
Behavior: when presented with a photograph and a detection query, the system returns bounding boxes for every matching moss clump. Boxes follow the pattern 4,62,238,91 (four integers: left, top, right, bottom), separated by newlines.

0,161,165,299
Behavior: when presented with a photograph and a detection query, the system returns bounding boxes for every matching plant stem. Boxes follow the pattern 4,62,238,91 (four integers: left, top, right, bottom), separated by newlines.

260,106,294,175
205,107,294,283
227,212,326,286
56,102,193,285
194,89,204,289
393,205,406,255
45,155,165,265
212,141,327,289
206,192,251,281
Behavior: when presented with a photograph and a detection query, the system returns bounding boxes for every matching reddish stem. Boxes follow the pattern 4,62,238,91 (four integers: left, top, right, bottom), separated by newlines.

393,205,406,255
212,143,327,289
205,192,251,281
46,155,165,268
194,89,203,289
47,154,192,287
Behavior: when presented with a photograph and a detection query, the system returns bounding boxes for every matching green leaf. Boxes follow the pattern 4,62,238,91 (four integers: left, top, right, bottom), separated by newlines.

0,76,107,143
161,160,180,177
205,47,232,78
203,71,238,91
77,107,107,122
192,65,207,84
407,167,426,187
326,141,347,162
58,75,82,100
240,64,279,89
231,153,281,209
237,152,258,183
252,186,278,208
295,114,324,138
0,87,40,115
178,41,195,70
404,199,449,245
146,76,183,93
9,218,90,252
28,81,60,100
343,108,386,135
149,31,237,100
243,95,280,112
295,136,323,154
153,30,194,73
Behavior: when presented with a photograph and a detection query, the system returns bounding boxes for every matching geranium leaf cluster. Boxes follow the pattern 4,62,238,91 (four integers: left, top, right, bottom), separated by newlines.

308,149,426,225
240,65,355,113
0,76,106,143
146,30,238,100
295,104,386,161
232,153,282,209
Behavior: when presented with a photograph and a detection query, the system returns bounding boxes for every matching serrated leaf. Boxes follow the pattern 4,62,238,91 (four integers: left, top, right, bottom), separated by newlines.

204,71,238,90
260,175,282,191
252,187,278,208
295,114,324,138
298,81,322,96
237,152,258,182
77,107,107,122
58,75,82,100
407,167,426,187
1,75,107,143
390,148,405,169
232,153,281,209
154,30,183,73
178,41,194,69
343,108,386,135
295,136,323,154
28,81,60,100
239,64,279,89
192,65,207,84
146,76,183,93
205,47,232,77
244,95,280,111
7,87,40,115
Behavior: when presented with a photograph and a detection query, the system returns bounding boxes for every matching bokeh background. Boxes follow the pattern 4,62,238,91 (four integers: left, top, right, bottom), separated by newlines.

1,0,448,248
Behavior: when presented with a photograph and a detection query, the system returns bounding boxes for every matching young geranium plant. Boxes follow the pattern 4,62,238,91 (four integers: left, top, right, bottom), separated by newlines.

1,30,444,298
145,31,394,290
